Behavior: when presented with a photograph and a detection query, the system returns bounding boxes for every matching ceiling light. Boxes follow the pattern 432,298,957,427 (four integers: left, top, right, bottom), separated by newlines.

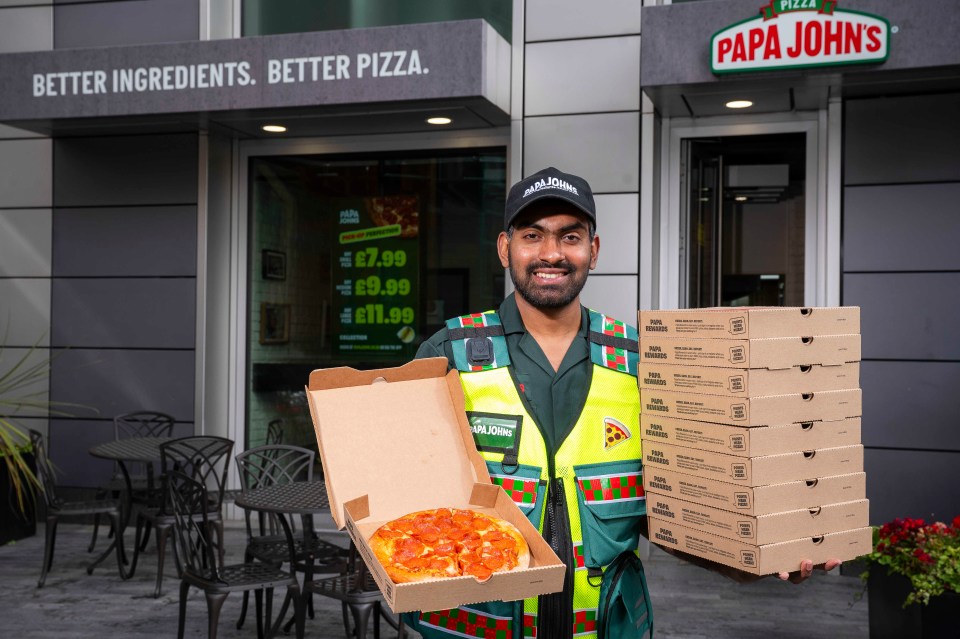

735,196,748,202
262,124,287,133
426,117,452,125
725,100,753,109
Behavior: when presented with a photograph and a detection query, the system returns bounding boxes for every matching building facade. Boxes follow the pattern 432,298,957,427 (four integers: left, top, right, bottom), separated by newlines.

0,0,957,525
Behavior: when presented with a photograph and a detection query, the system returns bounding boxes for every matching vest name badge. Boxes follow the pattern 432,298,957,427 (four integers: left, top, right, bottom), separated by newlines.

604,417,632,450
467,412,523,458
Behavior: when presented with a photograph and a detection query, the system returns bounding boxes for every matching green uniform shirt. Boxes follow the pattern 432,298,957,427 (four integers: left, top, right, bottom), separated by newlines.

414,293,592,457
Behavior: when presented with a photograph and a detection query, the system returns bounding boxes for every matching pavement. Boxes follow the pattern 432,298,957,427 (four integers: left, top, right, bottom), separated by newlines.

0,519,870,638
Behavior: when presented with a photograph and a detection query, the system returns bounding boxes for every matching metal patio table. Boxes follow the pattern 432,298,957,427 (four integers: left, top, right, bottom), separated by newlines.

88,436,173,577
234,480,398,638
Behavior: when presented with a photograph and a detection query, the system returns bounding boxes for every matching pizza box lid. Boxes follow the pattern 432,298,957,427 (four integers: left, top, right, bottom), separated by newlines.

306,357,491,530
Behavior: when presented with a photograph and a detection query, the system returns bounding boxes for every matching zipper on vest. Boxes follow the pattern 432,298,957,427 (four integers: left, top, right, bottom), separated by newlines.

538,477,574,639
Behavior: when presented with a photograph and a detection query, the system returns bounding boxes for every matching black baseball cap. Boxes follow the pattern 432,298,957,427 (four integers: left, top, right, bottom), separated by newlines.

503,166,596,231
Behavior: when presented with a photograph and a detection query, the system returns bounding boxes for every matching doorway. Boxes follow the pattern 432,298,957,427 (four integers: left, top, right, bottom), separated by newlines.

683,133,806,308
656,113,835,311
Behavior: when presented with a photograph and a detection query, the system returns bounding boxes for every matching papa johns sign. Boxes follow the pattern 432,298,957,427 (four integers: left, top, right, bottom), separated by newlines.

711,0,889,74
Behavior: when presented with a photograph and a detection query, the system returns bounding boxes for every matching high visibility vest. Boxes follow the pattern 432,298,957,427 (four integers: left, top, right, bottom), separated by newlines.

410,309,644,639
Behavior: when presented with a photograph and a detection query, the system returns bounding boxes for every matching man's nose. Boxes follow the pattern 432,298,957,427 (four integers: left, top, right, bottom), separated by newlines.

538,235,564,261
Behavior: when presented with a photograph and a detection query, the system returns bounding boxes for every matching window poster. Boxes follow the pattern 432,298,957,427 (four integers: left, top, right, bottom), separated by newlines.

331,195,420,360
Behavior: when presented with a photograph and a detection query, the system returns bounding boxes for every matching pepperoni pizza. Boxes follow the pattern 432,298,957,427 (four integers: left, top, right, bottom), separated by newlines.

369,508,530,583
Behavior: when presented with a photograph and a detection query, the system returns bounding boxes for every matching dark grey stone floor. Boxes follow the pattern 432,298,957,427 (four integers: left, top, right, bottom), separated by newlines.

0,521,868,638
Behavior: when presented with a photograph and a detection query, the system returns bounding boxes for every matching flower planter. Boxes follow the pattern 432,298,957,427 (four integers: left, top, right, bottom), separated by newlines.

0,449,36,545
868,568,958,639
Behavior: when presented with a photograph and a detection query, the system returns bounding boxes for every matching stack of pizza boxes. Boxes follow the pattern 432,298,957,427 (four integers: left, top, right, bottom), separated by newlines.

637,307,872,575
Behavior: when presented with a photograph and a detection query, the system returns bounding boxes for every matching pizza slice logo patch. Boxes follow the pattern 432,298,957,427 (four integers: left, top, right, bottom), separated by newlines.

603,417,631,450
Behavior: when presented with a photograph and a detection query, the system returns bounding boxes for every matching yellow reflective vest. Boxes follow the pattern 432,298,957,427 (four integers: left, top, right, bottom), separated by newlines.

409,309,644,639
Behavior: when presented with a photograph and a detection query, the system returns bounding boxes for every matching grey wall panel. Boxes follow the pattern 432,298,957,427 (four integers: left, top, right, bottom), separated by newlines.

861,361,960,450
525,37,640,116
0,139,52,208
49,418,194,488
593,194,639,276
48,419,114,488
865,448,960,524
524,112,639,193
51,278,196,348
0,348,49,412
0,280,50,345
843,273,960,360
581,275,638,328
53,134,198,207
526,0,641,41
50,348,195,421
0,209,51,276
53,206,196,277
845,93,960,185
54,0,199,49
844,183,960,272
0,6,52,53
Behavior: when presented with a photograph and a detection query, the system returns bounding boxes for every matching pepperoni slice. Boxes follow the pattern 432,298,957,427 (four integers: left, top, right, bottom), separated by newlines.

491,537,517,551
434,542,456,556
463,562,493,581
398,537,424,554
377,528,404,539
461,532,482,550
482,554,505,570
416,524,442,543
403,556,428,570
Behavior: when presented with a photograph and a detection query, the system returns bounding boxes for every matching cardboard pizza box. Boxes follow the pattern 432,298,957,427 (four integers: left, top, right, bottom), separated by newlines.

648,494,869,545
638,334,861,369
641,414,861,457
638,307,860,339
648,516,873,576
638,362,860,396
306,358,565,613
641,388,861,427
642,440,863,487
643,468,867,516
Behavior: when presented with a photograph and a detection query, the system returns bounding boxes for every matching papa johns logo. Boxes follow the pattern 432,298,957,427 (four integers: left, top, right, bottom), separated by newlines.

523,177,579,198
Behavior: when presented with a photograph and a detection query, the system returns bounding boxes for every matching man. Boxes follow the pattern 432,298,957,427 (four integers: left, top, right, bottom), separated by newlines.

406,167,838,639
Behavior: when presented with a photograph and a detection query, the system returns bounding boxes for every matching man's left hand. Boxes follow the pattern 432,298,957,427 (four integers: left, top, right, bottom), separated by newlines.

778,559,842,583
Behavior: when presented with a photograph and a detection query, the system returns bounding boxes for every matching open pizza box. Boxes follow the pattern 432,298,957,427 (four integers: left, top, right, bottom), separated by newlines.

306,358,566,613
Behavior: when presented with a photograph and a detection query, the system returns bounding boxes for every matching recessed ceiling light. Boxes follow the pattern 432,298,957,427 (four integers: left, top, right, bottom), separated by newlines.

735,195,748,202
725,100,754,109
262,124,287,133
426,117,452,125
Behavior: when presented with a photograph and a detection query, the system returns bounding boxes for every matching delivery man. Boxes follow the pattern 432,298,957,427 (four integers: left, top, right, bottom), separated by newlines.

405,166,840,639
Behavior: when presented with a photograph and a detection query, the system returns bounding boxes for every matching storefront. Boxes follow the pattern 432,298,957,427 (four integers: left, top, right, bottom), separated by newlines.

0,0,957,524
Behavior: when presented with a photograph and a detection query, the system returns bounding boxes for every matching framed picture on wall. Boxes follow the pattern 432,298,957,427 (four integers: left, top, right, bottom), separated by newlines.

259,303,290,344
262,249,286,280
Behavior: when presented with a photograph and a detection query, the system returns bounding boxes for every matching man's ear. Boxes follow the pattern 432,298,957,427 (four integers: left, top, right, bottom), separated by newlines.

590,234,600,270
497,231,511,268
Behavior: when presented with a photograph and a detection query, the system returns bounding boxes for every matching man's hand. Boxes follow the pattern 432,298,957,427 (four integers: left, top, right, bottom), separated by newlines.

777,559,842,583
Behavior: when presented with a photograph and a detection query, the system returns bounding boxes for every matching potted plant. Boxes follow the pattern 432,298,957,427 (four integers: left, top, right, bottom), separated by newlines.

0,341,47,543
860,515,960,638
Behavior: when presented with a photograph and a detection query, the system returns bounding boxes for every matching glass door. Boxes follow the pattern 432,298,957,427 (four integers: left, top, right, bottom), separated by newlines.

682,133,806,308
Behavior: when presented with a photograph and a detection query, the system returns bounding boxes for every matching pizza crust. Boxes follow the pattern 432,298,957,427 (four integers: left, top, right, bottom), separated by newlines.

369,508,530,584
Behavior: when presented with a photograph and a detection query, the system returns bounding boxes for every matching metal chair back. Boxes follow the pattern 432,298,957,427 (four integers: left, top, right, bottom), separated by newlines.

115,411,175,439
167,470,220,582
236,444,314,536
29,430,62,509
159,436,234,515
265,419,284,446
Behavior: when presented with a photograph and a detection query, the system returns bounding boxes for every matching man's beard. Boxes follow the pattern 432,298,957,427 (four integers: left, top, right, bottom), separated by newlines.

509,256,589,309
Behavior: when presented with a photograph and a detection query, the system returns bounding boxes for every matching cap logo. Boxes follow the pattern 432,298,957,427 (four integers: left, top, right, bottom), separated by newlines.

522,177,579,199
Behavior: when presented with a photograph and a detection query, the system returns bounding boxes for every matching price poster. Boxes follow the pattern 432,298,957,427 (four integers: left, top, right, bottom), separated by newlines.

332,195,420,359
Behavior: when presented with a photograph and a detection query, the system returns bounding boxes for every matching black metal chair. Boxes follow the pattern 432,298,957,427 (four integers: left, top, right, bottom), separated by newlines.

89,411,174,552
305,545,407,639
129,435,233,598
234,445,347,632
29,429,126,588
265,419,284,446
168,470,304,639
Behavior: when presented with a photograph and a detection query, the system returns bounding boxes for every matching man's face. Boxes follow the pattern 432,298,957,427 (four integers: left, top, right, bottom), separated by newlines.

498,200,599,310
